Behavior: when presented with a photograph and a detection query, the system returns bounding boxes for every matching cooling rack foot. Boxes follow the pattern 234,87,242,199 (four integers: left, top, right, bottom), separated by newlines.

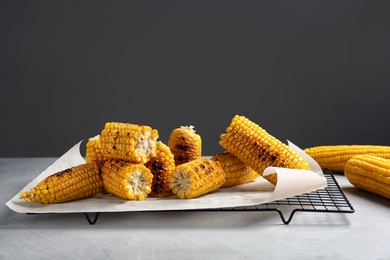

84,212,100,225
259,208,294,224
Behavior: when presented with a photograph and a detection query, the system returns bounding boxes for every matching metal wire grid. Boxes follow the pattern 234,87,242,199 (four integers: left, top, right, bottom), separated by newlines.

83,169,354,225
202,169,355,224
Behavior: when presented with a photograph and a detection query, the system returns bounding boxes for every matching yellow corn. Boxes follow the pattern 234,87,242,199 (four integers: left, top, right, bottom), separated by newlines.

219,115,310,185
168,125,202,166
100,122,159,164
20,163,103,204
85,135,106,164
169,158,226,199
344,155,390,199
145,141,176,197
101,160,153,201
211,152,260,188
304,145,390,173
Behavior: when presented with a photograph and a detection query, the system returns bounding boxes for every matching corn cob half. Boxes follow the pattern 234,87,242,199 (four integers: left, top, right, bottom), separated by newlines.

168,125,202,166
344,155,390,199
101,160,153,200
20,163,103,204
211,152,260,188
100,122,159,164
219,115,310,185
169,158,226,199
85,135,106,164
145,141,176,197
304,145,390,173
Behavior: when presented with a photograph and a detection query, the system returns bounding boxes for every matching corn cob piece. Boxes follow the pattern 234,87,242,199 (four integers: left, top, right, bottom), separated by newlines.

100,122,159,164
304,145,390,173
145,141,176,197
101,160,153,200
85,135,106,164
20,163,103,204
219,115,310,185
168,125,202,166
211,152,260,188
344,155,390,199
169,158,226,199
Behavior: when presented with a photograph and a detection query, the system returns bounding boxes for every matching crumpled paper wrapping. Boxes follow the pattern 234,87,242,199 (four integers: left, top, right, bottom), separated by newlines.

6,140,326,213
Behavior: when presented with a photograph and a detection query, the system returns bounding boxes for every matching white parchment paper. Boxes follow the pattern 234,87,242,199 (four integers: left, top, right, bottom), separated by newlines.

6,141,327,213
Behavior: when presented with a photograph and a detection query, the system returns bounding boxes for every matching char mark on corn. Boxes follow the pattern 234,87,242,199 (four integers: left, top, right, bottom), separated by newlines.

168,125,202,166
101,159,153,201
169,158,225,199
145,141,176,197
20,163,103,204
219,115,310,185
99,122,159,164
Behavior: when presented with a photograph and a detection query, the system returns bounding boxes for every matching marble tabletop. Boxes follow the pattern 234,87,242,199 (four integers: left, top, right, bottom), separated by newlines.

1,158,389,260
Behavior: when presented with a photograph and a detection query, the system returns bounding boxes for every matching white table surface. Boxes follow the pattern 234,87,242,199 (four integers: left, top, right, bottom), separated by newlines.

1,158,390,260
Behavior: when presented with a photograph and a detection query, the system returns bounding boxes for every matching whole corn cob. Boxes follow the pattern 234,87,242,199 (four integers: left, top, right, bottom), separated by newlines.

168,125,202,166
219,115,310,185
145,141,176,197
211,152,260,188
344,155,390,199
169,158,226,199
304,145,390,173
20,163,103,204
100,122,159,164
101,160,153,200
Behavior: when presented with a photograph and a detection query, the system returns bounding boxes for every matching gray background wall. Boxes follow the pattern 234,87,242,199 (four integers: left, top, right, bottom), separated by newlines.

2,1,390,157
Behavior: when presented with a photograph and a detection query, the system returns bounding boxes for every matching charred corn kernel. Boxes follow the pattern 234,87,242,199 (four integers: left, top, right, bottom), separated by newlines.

101,160,153,200
344,155,390,199
169,158,226,199
211,152,260,188
219,115,310,185
100,122,159,164
20,163,103,204
168,125,202,166
145,141,176,197
304,145,390,173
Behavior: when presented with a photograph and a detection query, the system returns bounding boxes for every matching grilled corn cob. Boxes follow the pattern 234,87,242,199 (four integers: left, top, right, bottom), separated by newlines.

344,155,390,199
20,163,103,204
85,135,106,164
101,160,153,200
304,145,390,173
219,115,310,185
145,141,176,197
100,122,159,164
168,125,202,166
211,152,260,188
169,158,226,199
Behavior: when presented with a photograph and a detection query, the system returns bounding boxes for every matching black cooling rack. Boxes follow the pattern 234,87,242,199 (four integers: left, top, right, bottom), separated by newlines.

193,168,355,224
82,169,354,225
